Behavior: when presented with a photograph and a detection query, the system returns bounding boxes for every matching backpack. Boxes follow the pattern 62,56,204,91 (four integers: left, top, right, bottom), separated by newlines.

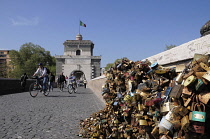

45,67,50,74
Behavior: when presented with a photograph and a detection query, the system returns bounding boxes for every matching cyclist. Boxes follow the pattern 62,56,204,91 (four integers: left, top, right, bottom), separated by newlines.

69,73,77,90
57,72,66,92
33,63,48,92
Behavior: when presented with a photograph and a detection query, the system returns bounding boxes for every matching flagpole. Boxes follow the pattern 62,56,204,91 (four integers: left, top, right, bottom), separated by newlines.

79,20,80,34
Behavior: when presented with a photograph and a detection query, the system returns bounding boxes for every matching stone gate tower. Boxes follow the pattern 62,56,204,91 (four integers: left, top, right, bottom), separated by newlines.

55,34,101,81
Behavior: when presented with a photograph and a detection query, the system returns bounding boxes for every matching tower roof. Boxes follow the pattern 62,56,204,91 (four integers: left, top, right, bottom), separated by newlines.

76,34,83,40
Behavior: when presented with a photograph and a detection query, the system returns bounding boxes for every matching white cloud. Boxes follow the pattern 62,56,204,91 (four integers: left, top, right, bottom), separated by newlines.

9,16,39,26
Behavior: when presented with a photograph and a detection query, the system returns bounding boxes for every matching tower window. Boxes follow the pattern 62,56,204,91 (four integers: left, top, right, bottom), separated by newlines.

76,50,81,55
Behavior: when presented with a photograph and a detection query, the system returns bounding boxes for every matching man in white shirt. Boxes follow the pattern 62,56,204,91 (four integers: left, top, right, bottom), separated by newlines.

33,63,48,92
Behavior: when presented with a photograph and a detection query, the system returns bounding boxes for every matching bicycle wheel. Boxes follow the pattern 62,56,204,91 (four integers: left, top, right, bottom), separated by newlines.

68,84,74,94
74,86,77,93
43,84,49,96
29,82,39,97
43,91,49,96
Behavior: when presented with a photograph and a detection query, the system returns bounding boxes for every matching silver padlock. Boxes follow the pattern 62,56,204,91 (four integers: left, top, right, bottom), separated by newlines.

159,116,173,132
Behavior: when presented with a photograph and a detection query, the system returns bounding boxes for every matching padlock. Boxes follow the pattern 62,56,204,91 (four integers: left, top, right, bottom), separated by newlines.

175,72,184,84
164,87,172,97
191,63,202,72
195,71,207,79
199,92,210,104
160,133,172,139
195,79,205,91
145,97,162,106
183,75,197,86
135,113,143,119
200,62,210,71
159,116,173,131
177,106,189,117
191,121,205,134
151,126,159,138
151,62,158,69
137,103,144,111
139,119,148,126
154,69,167,74
192,53,209,64
160,98,174,113
131,114,138,127
170,84,183,98
145,98,154,106
134,93,141,101
183,71,194,79
191,103,206,122
181,115,190,132
173,131,178,139
165,108,177,122
184,93,195,107
182,86,192,96
138,82,149,91
202,70,210,82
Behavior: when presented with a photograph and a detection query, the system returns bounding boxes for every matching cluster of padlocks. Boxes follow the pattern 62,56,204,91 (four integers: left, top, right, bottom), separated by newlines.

79,54,210,139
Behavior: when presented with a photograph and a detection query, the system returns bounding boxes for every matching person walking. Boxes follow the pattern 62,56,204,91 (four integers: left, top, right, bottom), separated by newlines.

20,73,28,91
83,79,87,88
48,72,55,92
57,72,66,92
65,75,68,88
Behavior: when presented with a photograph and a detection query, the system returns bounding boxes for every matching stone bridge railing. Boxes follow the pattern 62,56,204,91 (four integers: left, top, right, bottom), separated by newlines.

87,75,106,104
0,78,34,95
0,76,107,104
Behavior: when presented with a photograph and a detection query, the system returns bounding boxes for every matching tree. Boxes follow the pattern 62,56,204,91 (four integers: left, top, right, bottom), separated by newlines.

0,61,7,78
165,44,177,51
8,42,56,78
104,58,125,71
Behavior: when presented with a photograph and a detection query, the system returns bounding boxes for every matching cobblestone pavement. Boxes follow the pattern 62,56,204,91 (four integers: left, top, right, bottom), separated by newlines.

0,87,105,139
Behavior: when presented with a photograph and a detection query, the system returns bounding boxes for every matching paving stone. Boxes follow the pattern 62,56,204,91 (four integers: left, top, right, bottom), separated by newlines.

0,87,104,139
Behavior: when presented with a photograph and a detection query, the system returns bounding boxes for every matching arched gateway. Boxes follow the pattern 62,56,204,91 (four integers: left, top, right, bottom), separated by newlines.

70,70,85,80
55,34,101,81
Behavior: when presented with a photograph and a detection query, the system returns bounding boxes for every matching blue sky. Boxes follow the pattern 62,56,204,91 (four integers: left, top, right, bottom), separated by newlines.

0,0,209,67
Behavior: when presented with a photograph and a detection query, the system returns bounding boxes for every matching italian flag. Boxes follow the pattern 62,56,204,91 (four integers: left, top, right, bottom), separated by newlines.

80,21,86,27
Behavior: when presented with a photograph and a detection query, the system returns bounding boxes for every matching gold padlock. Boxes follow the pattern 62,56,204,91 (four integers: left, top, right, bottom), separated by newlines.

200,62,210,71
139,119,148,126
181,115,190,132
151,126,159,138
202,70,210,81
138,103,144,111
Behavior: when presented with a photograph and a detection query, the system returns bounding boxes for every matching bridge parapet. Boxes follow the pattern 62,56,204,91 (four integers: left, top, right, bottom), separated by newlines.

144,34,210,67
87,75,106,104
0,78,34,95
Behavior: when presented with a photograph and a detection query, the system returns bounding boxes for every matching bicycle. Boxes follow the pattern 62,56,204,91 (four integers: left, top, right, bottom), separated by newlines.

68,81,77,94
29,76,49,97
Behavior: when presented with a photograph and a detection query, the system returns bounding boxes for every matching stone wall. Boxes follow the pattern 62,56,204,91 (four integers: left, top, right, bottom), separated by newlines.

87,75,106,104
0,78,34,95
144,34,210,66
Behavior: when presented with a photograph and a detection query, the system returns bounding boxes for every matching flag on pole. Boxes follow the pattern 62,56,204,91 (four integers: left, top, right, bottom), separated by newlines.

80,21,86,27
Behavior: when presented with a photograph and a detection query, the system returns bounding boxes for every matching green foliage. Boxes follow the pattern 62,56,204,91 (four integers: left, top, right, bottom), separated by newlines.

0,62,7,78
105,63,114,71
8,42,56,78
165,44,177,51
104,58,125,71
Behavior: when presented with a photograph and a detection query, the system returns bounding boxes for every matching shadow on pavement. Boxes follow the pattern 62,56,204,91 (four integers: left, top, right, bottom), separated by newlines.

47,95,76,97
76,92,93,94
